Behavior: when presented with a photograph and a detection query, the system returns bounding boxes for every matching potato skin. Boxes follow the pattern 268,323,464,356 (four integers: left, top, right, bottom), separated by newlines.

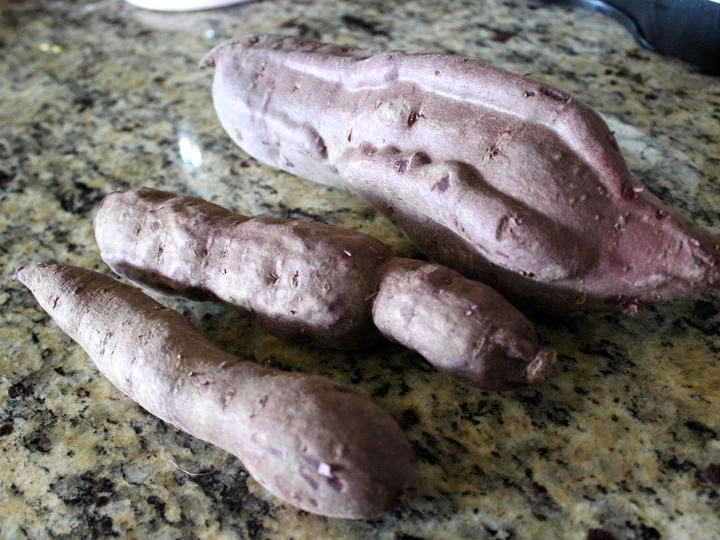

94,187,393,349
374,258,554,391
96,188,555,390
11,263,420,519
202,34,720,315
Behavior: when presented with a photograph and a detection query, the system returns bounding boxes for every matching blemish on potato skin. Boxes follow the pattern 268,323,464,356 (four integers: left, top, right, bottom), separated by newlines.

433,173,450,192
298,468,319,491
395,159,409,173
328,476,344,491
407,110,421,127
539,86,570,103
220,390,235,408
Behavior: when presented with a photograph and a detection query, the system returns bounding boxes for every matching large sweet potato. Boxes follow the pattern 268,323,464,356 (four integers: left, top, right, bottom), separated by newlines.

201,34,720,315
95,187,554,391
11,263,420,519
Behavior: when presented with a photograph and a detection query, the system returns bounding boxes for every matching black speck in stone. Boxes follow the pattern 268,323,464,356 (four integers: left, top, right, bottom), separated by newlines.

85,513,117,537
578,339,636,371
636,523,661,539
524,473,561,521
442,435,466,453
246,516,264,539
411,441,439,465
685,420,718,441
694,299,719,320
706,464,720,485
60,181,104,216
587,529,618,540
372,381,391,398
147,495,167,521
73,93,95,113
421,431,439,451
0,424,14,437
188,470,272,535
8,381,34,399
276,202,327,223
397,377,412,397
340,14,391,37
663,455,695,472
681,316,719,336
398,409,420,430
25,429,53,453
491,30,515,43
51,472,108,506
279,19,322,40
0,169,13,188
395,533,427,540
96,477,113,494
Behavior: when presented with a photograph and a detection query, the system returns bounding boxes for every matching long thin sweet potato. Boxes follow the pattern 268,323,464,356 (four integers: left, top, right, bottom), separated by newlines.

200,34,720,315
94,187,554,391
10,263,420,519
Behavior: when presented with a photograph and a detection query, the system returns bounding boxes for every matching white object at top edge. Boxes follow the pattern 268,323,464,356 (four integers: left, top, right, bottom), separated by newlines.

123,0,247,11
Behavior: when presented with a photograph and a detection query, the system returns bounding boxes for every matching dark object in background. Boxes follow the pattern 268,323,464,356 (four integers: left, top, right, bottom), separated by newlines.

533,0,720,75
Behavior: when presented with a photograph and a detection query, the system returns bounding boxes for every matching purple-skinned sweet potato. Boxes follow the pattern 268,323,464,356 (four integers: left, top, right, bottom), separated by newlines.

200,34,720,315
10,262,420,519
94,187,554,391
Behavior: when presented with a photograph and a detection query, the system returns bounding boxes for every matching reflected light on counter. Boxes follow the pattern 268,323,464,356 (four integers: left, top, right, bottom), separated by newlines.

39,43,63,54
179,133,203,168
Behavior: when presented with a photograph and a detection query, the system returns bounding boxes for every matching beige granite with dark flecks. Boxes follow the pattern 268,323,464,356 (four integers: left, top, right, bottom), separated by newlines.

1,1,719,539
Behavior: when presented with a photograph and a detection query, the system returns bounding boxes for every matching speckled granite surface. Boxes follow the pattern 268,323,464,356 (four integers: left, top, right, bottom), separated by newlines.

1,1,720,538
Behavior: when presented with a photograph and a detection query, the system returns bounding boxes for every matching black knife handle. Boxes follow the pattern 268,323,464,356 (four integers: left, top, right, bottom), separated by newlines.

532,0,720,75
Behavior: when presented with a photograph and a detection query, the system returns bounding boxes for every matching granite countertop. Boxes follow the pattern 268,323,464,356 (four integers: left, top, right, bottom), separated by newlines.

2,1,720,538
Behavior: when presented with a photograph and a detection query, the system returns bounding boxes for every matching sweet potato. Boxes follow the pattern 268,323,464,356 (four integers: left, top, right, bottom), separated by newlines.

10,262,420,519
200,34,720,315
94,187,554,391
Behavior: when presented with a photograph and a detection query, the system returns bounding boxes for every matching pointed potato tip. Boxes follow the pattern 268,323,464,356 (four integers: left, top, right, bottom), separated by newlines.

525,346,556,387
6,263,44,284
5,269,21,282
199,44,225,69
198,51,216,70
